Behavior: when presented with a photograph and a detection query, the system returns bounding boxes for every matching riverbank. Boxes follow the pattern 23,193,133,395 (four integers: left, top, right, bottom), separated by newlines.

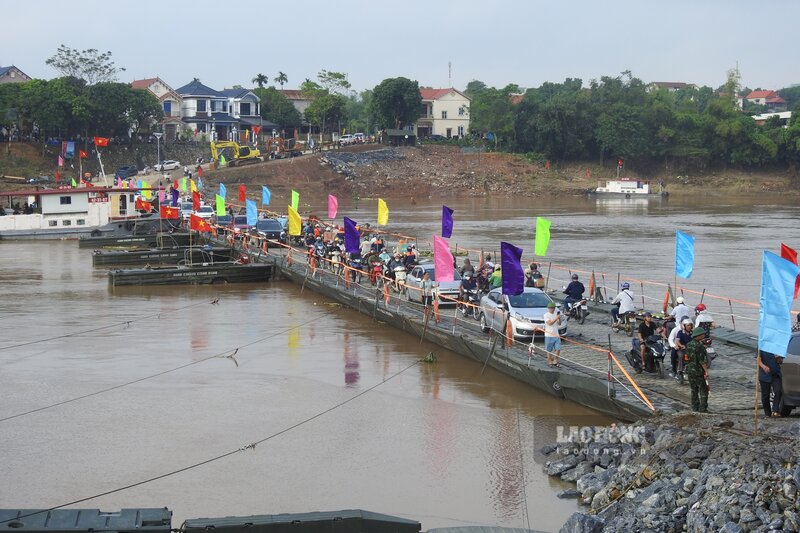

547,413,800,532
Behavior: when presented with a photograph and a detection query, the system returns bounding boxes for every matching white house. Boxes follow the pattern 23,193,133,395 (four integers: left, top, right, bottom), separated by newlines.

221,88,267,143
742,90,786,111
176,79,235,141
0,65,31,84
131,77,183,140
415,88,470,139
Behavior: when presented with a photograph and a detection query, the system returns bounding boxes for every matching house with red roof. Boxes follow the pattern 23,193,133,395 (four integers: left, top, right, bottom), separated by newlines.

415,88,470,139
131,77,183,140
743,90,786,111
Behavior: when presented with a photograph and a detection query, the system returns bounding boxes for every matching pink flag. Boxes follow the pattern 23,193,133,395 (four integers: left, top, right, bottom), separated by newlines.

158,189,166,203
58,155,64,167
433,235,455,282
328,194,338,220
116,177,122,188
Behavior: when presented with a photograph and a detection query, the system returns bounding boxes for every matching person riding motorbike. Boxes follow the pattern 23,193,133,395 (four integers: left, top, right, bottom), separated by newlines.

673,318,694,383
459,272,479,315
460,258,475,277
483,254,494,270
669,296,692,323
637,312,659,371
489,265,503,289
563,274,585,309
611,282,636,325
525,262,545,288
403,246,417,271
694,303,714,330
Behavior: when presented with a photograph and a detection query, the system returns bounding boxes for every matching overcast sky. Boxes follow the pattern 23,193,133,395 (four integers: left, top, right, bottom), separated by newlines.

2,0,797,93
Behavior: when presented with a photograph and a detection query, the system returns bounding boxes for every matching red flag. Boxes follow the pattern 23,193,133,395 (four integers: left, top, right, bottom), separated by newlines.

781,243,800,299
545,160,550,170
135,198,152,212
617,158,624,168
197,166,203,177
55,170,61,183
238,185,246,202
190,213,212,233
253,126,262,136
79,150,88,159
159,205,179,219
192,190,201,211
172,180,179,190
94,137,109,147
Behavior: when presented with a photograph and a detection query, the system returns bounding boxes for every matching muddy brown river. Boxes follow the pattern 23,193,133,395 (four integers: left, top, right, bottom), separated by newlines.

1,193,798,532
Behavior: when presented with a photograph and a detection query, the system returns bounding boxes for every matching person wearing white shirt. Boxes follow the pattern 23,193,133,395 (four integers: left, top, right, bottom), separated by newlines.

670,296,692,323
611,282,636,324
541,302,562,367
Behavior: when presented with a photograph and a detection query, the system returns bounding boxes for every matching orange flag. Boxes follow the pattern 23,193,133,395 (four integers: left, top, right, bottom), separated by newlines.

190,213,212,233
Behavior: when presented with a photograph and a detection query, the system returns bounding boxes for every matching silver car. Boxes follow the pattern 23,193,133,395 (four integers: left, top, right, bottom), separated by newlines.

779,329,800,416
478,287,568,340
155,160,181,171
405,263,462,306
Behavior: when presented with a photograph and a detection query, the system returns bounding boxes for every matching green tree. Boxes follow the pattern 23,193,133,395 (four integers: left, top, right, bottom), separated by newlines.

274,72,288,89
46,45,125,84
254,87,302,128
317,70,351,94
369,77,421,129
128,88,164,140
252,73,269,89
304,93,347,140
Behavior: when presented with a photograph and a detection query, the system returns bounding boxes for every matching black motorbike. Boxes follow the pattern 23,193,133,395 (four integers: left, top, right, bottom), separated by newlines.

459,288,481,319
565,298,589,324
626,335,668,377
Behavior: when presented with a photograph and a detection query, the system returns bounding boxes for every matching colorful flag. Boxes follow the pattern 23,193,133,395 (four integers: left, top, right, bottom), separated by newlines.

190,179,197,193
198,167,203,178
58,155,64,167
433,235,454,282
759,251,800,355
780,243,800,299
55,170,61,183
287,205,301,236
239,185,246,202
79,149,88,159
291,190,299,211
141,181,151,199
192,191,201,211
328,194,338,220
246,199,257,227
262,186,271,205
675,230,695,279
220,155,227,166
160,205,179,219
189,213,212,233
158,189,165,203
344,216,359,254
501,241,525,296
71,177,77,187
171,188,179,207
219,183,226,199
216,194,225,216
135,198,152,212
197,178,203,189
65,141,75,159
534,217,551,257
442,205,454,238
93,137,109,147
377,198,389,226
173,179,179,190
180,178,187,192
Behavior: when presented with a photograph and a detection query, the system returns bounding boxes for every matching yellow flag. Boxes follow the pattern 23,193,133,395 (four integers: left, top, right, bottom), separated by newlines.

288,205,301,236
190,179,197,192
377,198,389,226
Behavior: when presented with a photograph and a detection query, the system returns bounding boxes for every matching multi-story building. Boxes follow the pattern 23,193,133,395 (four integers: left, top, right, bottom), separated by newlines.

415,88,470,139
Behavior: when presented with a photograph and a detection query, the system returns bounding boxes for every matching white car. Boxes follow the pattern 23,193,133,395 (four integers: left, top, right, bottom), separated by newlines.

155,160,181,171
339,134,353,145
404,263,462,306
479,287,568,340
194,205,214,219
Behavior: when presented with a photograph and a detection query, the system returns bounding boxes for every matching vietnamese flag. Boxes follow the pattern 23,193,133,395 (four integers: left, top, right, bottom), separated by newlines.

781,243,800,299
190,213,212,233
192,190,201,211
135,198,152,212
93,137,109,147
160,205,179,219
238,185,246,202
79,150,88,159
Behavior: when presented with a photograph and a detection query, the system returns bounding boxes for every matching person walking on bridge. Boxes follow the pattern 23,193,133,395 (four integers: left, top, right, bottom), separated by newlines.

686,327,710,413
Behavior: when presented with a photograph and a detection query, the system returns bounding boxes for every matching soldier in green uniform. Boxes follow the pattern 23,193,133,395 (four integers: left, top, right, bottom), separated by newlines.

685,327,710,412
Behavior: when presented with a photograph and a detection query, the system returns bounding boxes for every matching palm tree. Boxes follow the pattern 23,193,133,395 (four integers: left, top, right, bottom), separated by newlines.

252,73,268,89
274,72,288,89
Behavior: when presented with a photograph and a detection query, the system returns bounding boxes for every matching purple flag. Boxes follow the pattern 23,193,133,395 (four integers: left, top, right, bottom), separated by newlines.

344,216,360,255
442,205,454,238
170,188,179,207
501,241,524,296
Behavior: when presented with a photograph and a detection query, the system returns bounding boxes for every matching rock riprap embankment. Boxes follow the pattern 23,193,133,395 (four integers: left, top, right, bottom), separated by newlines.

545,414,800,533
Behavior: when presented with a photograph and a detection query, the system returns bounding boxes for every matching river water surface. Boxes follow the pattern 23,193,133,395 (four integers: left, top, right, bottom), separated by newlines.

1,193,798,532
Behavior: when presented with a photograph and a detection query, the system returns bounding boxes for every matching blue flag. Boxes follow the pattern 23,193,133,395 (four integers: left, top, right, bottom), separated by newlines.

197,178,203,190
219,183,226,199
262,186,271,205
170,188,179,207
344,216,360,255
500,241,524,296
675,230,695,279
759,251,800,355
246,199,257,227
442,205,454,238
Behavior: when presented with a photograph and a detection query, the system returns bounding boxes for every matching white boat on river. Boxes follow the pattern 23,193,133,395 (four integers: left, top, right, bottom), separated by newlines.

589,178,668,198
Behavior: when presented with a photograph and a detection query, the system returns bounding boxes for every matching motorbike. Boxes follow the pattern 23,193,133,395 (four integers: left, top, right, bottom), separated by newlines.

392,265,407,294
314,243,327,267
565,298,589,324
329,249,343,276
626,335,668,377
369,260,383,286
348,257,364,284
459,288,481,318
612,309,637,336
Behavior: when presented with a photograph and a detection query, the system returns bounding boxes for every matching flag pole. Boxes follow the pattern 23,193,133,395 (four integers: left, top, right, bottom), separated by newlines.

754,351,761,435
96,148,109,187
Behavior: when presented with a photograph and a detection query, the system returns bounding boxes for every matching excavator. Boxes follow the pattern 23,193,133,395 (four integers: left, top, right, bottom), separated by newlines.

267,137,304,160
209,141,263,167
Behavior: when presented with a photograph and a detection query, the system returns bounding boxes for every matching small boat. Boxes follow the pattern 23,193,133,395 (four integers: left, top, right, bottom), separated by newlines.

108,254,273,286
93,245,236,267
588,178,668,198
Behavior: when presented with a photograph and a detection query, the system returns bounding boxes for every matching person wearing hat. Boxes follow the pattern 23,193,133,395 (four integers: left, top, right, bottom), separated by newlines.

758,351,784,417
489,264,503,289
637,312,660,372
542,301,562,367
669,296,692,323
685,327,710,412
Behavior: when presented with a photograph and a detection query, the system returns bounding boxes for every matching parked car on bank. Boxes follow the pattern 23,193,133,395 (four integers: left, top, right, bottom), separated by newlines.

155,160,181,171
179,202,194,220
478,287,568,340
339,134,353,145
404,263,462,305
229,215,251,233
194,205,214,220
778,328,800,416
115,165,139,179
252,218,287,243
